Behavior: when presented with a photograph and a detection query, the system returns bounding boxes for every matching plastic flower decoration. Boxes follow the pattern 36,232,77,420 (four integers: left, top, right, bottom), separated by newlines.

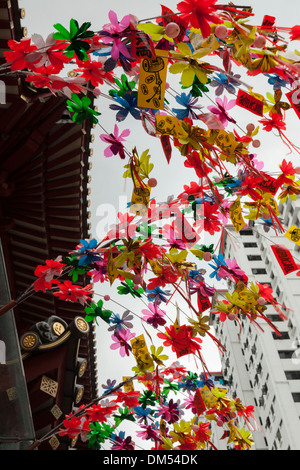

107,310,134,332
109,91,141,122
84,299,113,325
66,93,101,124
110,328,135,357
141,302,167,329
100,125,130,160
53,19,94,61
207,96,236,127
172,92,203,120
146,287,171,304
169,41,213,87
4,37,39,71
100,10,131,61
74,59,114,87
111,431,135,450
210,72,241,96
75,238,99,266
53,280,93,305
33,257,65,292
28,33,71,71
177,0,222,38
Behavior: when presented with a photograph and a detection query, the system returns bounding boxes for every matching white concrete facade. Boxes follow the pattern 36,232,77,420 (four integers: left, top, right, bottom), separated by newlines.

210,197,300,450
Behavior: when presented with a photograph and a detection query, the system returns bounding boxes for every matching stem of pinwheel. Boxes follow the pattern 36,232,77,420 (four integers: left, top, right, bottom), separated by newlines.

0,300,17,318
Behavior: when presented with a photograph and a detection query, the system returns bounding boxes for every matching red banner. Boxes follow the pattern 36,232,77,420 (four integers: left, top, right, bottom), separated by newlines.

286,87,300,120
194,388,207,415
197,293,212,313
270,244,298,275
236,89,264,116
130,29,156,61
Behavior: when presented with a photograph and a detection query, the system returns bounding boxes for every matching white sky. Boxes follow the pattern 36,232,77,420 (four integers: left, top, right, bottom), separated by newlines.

21,0,300,449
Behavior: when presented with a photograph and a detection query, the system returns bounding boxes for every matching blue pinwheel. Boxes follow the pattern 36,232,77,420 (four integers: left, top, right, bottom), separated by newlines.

210,72,241,96
77,238,99,266
172,92,202,120
109,90,141,122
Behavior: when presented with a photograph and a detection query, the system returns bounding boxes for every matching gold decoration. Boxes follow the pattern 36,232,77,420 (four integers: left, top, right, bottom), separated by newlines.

20,332,39,351
6,387,17,401
78,360,87,378
75,317,89,333
40,375,58,398
51,404,62,420
49,435,60,450
75,386,84,404
52,322,65,336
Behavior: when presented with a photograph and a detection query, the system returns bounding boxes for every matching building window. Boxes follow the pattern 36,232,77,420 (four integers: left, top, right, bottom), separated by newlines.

247,255,262,261
276,286,281,298
292,393,300,402
243,242,258,248
240,229,253,235
252,268,267,275
272,331,290,340
267,314,283,322
278,350,294,359
285,371,300,380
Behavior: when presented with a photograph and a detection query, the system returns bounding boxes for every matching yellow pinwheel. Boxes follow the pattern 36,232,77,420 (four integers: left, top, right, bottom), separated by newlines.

169,41,214,87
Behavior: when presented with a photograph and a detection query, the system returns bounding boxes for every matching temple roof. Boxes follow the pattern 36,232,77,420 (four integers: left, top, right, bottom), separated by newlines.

0,0,99,448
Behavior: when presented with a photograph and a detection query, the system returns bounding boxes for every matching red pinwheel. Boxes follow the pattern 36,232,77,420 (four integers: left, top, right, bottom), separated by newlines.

184,151,212,178
177,0,222,38
34,257,65,293
157,324,202,358
259,113,286,132
4,38,38,71
74,59,114,87
53,280,93,305
193,202,222,236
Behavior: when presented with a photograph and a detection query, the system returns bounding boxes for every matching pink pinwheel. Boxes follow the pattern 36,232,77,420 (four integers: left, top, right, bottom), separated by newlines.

100,124,130,159
110,328,135,357
141,302,167,329
101,10,131,61
207,96,236,127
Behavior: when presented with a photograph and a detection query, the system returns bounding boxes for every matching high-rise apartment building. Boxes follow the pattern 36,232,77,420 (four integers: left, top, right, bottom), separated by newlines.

210,197,300,450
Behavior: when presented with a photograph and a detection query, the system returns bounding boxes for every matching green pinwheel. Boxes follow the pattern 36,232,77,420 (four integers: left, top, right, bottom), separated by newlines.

109,74,137,99
53,18,94,61
117,279,144,298
84,299,113,325
66,93,100,125
62,255,88,282
113,406,136,427
87,422,114,450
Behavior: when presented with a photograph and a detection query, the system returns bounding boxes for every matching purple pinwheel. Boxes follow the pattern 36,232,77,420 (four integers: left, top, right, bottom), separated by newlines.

100,124,130,159
207,95,236,127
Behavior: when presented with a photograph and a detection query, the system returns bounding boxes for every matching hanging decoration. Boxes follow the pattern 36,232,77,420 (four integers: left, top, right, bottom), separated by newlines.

2,1,300,451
